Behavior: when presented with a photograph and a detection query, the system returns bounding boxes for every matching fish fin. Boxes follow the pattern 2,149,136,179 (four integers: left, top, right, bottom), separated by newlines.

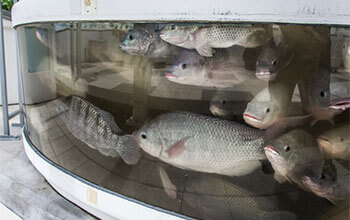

159,166,177,199
98,148,119,158
196,45,213,57
274,172,287,183
310,119,318,127
164,137,189,159
328,119,335,126
118,135,141,165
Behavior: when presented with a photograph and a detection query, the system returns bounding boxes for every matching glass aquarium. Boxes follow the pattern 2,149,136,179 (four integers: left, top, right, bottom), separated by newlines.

16,22,350,219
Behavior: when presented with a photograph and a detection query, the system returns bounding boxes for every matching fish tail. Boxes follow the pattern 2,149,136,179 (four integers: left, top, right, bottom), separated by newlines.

117,134,141,165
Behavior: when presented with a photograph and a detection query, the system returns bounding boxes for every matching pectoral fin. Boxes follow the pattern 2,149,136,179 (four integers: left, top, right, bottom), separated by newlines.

274,172,287,183
159,166,177,199
164,137,189,159
196,45,213,57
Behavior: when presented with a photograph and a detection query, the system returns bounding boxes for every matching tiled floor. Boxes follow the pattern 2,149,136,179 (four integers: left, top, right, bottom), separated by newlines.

0,105,95,220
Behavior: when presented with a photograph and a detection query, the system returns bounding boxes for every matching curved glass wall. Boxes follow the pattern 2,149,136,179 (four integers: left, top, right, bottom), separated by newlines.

17,22,350,219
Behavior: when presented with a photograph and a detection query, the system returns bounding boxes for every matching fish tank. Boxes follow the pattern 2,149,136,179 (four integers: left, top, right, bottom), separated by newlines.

13,0,350,219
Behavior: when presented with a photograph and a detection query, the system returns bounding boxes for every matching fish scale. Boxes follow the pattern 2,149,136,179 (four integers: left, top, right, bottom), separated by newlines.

136,111,266,176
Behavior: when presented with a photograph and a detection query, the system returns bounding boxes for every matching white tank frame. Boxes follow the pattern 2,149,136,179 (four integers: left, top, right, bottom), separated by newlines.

11,0,350,27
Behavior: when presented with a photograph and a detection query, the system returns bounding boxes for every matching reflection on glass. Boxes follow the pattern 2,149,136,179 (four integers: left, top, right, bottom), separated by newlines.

18,22,350,219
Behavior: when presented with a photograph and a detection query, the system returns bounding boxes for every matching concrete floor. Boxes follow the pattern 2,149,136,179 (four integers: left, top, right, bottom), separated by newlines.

0,105,95,220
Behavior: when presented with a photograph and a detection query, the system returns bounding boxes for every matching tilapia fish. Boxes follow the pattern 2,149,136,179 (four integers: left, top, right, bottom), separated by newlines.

317,124,350,160
298,68,350,121
120,28,179,58
57,95,141,165
302,160,348,203
255,38,293,81
134,111,266,176
264,129,325,188
342,38,350,73
243,80,296,129
165,47,254,88
183,175,296,220
209,91,249,120
160,24,269,57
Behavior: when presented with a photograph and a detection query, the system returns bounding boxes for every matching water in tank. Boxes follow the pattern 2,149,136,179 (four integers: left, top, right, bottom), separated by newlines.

17,22,350,219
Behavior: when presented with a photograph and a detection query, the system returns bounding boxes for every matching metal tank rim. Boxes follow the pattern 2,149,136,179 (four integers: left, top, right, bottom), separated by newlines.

11,0,350,28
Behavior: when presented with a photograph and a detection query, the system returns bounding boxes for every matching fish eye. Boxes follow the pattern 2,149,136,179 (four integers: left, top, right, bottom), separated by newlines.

128,34,133,40
181,63,187,69
320,91,325,97
266,108,270,113
284,145,290,152
141,132,147,139
221,100,226,105
320,174,325,180
271,60,277,66
170,25,176,30
340,137,344,142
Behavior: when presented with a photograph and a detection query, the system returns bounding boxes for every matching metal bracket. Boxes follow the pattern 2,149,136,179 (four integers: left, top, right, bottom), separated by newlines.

0,135,21,141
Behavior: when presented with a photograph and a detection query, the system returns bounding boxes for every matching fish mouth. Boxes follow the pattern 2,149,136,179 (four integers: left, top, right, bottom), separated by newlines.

317,136,333,149
255,70,277,81
328,98,350,111
165,72,178,79
243,113,261,122
264,145,280,156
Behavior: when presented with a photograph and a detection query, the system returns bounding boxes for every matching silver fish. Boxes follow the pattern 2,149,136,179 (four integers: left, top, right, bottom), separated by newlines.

160,24,269,57
120,28,179,58
264,129,324,188
302,160,348,203
255,38,294,81
166,47,254,88
182,174,296,220
317,124,350,160
57,95,141,165
135,111,265,176
243,81,296,129
342,38,350,73
298,68,350,121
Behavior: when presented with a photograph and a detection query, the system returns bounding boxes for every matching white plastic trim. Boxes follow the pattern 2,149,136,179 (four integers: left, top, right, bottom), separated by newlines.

22,129,188,220
11,0,350,27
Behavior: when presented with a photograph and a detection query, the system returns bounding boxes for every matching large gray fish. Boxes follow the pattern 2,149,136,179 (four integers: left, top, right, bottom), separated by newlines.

342,38,350,73
120,28,179,58
255,38,294,81
160,24,269,57
317,124,350,160
182,175,296,220
298,68,350,122
302,160,348,203
57,95,141,165
134,111,266,176
264,129,324,188
165,47,254,88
